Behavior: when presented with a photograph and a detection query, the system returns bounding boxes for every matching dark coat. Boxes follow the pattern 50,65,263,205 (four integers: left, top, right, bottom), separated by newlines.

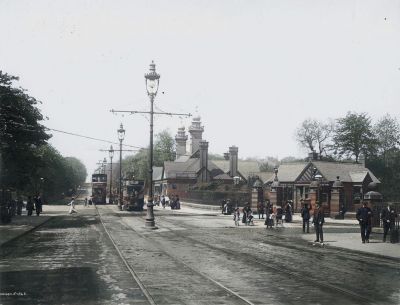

356,206,372,225
381,207,397,224
313,207,324,225
301,207,310,220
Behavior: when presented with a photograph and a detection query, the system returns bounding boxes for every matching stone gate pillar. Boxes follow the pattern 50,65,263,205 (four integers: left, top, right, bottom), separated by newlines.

330,176,343,218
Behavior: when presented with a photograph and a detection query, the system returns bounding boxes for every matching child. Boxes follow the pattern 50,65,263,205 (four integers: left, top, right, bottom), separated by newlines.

233,208,240,226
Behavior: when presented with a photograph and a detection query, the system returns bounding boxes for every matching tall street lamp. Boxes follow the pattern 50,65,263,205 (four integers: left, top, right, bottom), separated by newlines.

108,145,114,204
144,60,160,228
118,123,125,210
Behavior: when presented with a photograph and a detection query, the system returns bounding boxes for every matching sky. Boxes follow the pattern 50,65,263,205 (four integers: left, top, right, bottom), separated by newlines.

1,0,399,179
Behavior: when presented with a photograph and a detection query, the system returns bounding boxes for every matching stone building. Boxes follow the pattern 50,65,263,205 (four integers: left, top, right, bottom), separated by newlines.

154,116,262,198
265,158,380,215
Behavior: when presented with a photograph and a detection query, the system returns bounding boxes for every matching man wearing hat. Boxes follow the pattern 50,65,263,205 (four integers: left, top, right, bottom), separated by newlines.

312,202,324,244
356,202,372,243
381,203,398,243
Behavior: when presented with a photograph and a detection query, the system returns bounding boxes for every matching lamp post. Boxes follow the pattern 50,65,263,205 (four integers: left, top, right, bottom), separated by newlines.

117,123,125,210
144,60,160,228
108,145,114,204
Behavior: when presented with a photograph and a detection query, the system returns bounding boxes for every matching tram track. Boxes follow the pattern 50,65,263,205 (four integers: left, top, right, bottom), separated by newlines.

96,207,256,305
155,215,383,305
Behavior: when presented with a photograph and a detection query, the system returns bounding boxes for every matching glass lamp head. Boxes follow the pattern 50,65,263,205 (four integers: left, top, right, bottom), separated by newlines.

109,145,114,158
118,123,125,141
145,60,160,96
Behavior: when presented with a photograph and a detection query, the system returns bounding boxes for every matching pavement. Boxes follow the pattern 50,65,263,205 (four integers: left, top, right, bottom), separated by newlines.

1,202,399,259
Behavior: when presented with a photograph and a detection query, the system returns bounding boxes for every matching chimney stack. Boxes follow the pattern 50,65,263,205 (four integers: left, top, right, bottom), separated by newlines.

229,146,238,177
199,140,209,182
175,127,188,160
188,116,204,155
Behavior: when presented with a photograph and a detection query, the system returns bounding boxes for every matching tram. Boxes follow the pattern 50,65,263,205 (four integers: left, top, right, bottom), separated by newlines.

123,178,145,211
91,173,107,204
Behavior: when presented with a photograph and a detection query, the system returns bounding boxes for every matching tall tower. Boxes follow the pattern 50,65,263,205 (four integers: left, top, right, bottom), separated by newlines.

175,127,188,160
188,116,204,155
229,146,238,177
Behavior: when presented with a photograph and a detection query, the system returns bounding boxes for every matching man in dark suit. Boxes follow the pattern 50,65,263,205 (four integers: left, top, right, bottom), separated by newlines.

381,204,398,243
356,202,373,243
312,202,324,244
301,203,311,233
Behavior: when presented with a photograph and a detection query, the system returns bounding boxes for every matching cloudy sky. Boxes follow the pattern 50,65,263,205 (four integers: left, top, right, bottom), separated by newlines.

1,0,399,179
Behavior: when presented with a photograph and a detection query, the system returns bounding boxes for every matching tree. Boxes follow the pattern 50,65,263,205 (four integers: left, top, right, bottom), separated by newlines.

154,130,175,166
373,114,400,163
332,112,377,163
0,71,51,191
295,119,334,158
64,157,87,189
122,130,175,182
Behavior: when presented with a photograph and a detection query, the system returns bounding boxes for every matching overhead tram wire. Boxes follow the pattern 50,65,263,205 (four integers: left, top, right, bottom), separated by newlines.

46,127,171,154
46,127,143,150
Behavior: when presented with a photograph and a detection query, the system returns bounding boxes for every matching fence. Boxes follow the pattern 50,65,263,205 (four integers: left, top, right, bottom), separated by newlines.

371,202,400,228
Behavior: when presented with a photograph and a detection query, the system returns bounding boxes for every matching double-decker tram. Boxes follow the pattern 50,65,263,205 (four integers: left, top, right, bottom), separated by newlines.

91,173,107,204
123,177,145,211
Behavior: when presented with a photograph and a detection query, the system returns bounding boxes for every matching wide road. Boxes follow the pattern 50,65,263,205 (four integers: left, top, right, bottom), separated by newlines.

0,205,399,305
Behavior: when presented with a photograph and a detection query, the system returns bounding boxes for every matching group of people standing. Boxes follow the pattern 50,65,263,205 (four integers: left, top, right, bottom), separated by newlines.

356,202,398,244
160,194,180,209
25,195,43,216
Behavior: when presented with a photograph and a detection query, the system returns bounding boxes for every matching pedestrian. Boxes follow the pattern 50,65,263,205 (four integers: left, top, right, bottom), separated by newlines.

16,198,23,216
26,196,34,216
34,195,42,216
246,208,254,226
161,195,166,209
233,208,240,226
312,202,324,244
275,205,284,227
221,199,226,214
176,195,181,209
68,197,77,214
285,201,293,223
257,201,265,219
265,205,274,228
381,203,398,243
356,202,373,243
242,206,247,224
84,197,88,207
339,203,346,219
88,197,93,206
301,203,311,233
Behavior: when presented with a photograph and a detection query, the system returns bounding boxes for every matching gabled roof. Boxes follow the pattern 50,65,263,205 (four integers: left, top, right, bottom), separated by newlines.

312,161,380,183
163,158,224,179
270,162,308,183
265,161,380,184
211,160,261,178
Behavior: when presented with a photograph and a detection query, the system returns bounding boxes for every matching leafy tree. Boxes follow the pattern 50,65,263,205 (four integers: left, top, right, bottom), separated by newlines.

154,130,175,166
373,114,400,164
295,118,333,158
332,112,377,163
122,130,175,182
64,157,87,189
0,71,51,192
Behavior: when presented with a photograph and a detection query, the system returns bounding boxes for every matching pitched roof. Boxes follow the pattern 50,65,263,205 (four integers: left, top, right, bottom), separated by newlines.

163,158,224,179
211,160,261,178
312,161,380,183
271,162,308,183
264,161,380,184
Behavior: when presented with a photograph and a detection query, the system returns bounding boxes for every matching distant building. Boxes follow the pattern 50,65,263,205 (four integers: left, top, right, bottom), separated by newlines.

154,116,262,197
265,157,380,212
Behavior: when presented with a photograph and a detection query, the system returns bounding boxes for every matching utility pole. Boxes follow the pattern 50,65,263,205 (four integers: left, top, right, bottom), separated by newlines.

110,61,191,228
